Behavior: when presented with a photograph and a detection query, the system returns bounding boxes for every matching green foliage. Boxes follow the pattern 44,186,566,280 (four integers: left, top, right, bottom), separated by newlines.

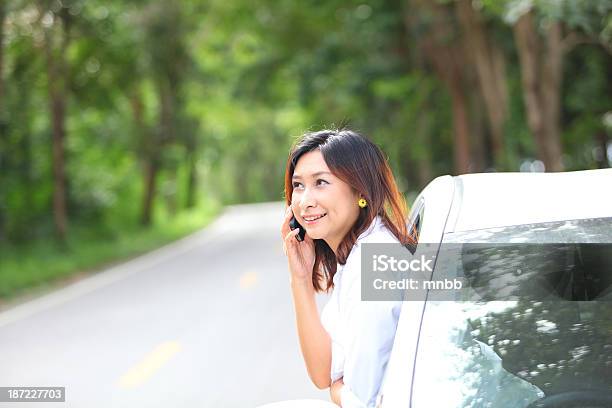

0,0,610,251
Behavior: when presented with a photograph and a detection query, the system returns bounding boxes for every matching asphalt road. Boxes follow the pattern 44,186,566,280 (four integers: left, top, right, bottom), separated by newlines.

0,202,333,407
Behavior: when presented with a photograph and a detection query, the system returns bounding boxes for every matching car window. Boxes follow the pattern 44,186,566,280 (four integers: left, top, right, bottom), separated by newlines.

411,217,612,407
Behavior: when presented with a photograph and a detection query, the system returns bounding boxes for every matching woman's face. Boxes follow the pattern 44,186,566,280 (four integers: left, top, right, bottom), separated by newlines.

291,149,360,252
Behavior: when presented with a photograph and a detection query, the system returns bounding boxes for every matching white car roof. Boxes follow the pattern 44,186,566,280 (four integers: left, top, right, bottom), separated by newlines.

444,168,612,233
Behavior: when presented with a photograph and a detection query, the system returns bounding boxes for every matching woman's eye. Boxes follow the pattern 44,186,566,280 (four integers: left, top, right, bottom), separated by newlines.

292,180,327,188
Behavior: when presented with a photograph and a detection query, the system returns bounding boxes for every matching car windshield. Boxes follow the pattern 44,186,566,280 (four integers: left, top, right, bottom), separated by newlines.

411,217,612,407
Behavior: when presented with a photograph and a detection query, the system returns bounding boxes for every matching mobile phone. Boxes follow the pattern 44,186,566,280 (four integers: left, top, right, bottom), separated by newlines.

289,215,306,242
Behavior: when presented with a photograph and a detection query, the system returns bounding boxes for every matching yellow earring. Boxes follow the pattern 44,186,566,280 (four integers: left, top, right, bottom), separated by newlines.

358,198,368,208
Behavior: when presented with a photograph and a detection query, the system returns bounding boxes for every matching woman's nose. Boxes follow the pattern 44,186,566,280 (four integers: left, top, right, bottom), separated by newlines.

299,187,316,209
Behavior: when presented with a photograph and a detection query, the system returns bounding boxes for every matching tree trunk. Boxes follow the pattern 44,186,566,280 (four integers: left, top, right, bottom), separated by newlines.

43,8,70,242
0,0,5,118
165,167,177,216
141,159,158,226
456,0,508,169
49,83,67,240
448,74,472,174
595,131,609,169
405,0,472,175
0,0,6,242
18,85,34,240
513,10,564,172
185,148,197,208
129,87,158,227
541,20,564,171
158,80,175,144
140,77,176,225
469,86,488,172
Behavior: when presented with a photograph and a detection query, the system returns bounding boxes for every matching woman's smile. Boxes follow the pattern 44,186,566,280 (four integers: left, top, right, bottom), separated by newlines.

302,213,327,225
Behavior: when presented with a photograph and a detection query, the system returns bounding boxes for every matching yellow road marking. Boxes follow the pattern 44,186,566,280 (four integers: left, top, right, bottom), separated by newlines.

118,341,182,388
239,270,258,289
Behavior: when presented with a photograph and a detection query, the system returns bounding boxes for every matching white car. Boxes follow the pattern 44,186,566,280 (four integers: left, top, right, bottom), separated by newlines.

380,168,612,408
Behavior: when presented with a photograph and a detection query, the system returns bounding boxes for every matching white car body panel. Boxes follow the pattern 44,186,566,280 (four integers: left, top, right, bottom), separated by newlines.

446,169,612,234
380,168,612,408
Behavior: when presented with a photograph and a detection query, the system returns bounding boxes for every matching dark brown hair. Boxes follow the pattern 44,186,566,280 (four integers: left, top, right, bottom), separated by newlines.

284,128,417,293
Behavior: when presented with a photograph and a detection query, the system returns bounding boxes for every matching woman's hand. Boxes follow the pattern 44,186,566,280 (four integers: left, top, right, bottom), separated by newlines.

330,377,344,406
281,205,316,284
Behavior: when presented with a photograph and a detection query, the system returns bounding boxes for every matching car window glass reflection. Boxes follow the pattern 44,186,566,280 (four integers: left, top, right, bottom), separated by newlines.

411,217,612,407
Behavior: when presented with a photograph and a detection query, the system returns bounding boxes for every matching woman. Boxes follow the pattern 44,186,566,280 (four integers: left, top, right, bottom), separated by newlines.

280,128,416,407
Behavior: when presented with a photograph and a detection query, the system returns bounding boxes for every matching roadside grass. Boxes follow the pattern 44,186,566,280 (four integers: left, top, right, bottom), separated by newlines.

0,200,222,305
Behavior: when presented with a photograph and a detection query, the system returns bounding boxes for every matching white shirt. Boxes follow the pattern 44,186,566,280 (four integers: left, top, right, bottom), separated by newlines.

320,215,404,408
